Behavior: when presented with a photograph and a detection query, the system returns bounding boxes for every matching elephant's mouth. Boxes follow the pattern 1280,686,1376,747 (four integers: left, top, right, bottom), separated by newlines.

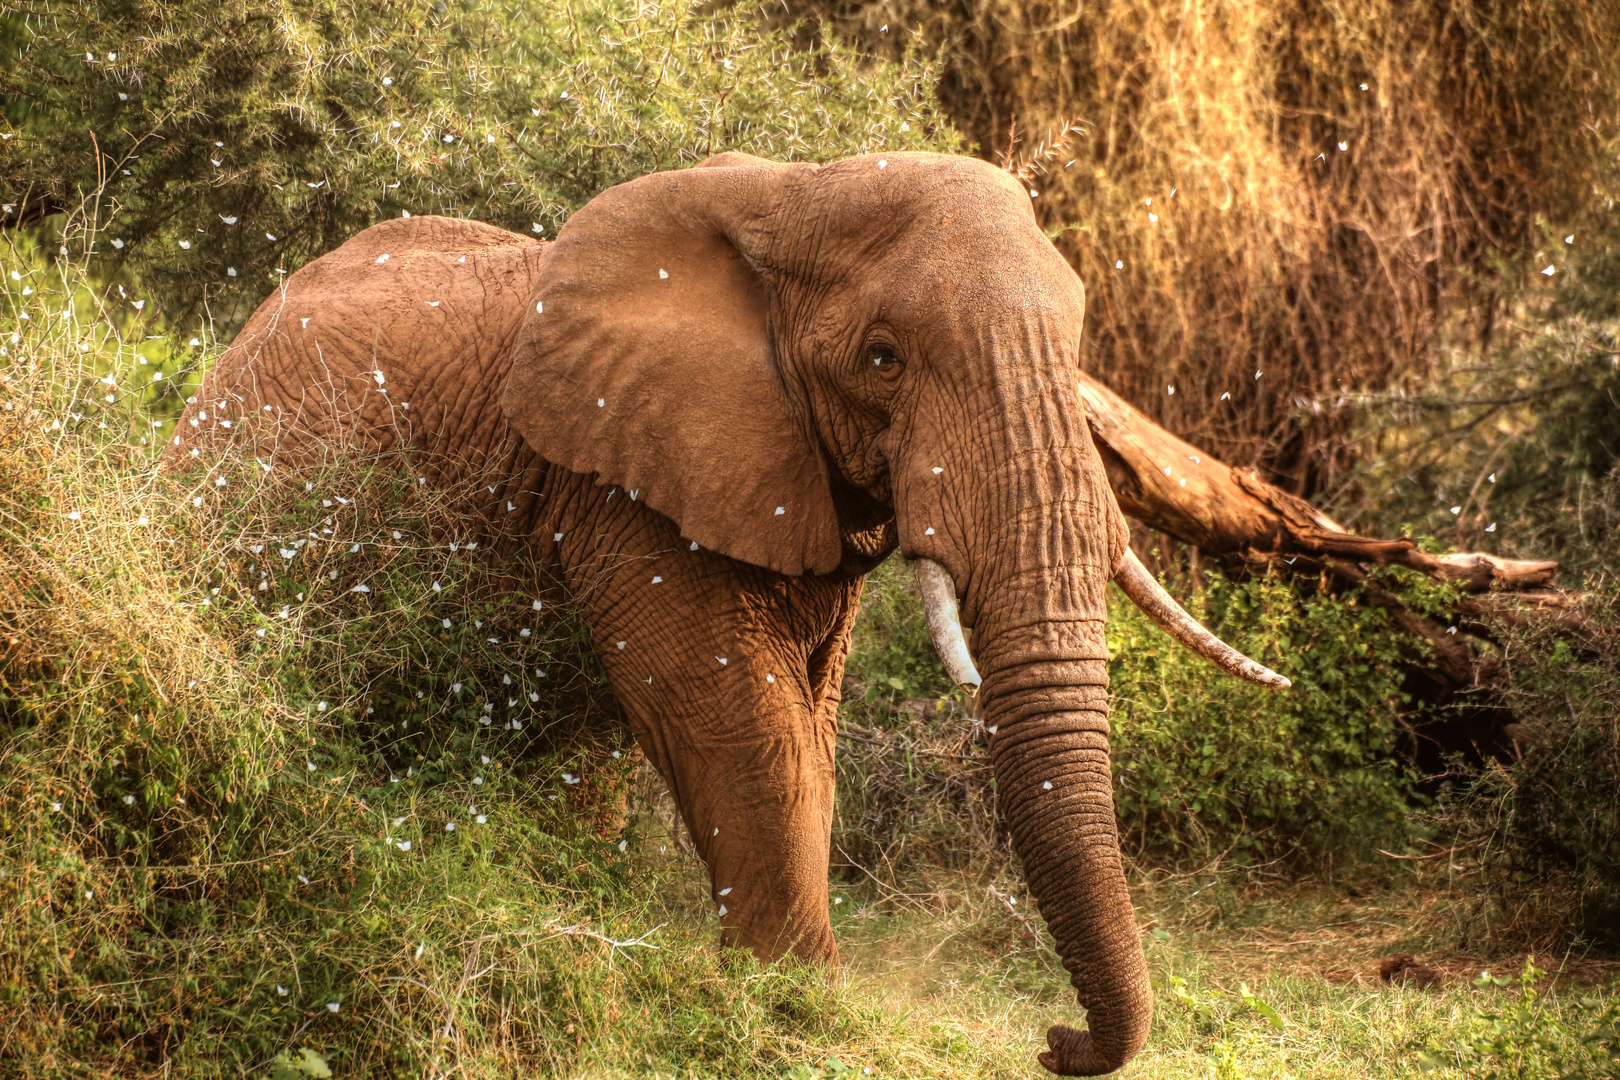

912,552,1290,691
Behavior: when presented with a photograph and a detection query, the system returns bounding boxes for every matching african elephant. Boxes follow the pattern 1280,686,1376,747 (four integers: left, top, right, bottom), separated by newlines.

173,151,1286,1076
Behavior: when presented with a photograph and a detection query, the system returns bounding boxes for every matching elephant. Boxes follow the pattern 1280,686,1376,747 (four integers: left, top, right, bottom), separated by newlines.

172,150,1287,1076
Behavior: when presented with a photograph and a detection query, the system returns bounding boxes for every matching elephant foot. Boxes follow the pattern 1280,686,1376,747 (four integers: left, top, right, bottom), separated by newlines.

1038,1024,1121,1077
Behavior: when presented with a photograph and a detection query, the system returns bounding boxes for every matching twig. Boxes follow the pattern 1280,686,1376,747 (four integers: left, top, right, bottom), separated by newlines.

987,884,1047,948
997,114,1020,173
141,849,295,872
833,843,933,913
1377,847,1460,861
1006,117,1089,182
836,726,985,764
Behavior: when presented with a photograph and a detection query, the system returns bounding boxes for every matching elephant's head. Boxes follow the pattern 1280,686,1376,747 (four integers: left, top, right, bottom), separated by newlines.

502,151,1286,1076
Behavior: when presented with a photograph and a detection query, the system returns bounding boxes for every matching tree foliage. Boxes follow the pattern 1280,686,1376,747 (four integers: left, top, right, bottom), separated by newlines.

0,0,959,333
1349,199,1620,580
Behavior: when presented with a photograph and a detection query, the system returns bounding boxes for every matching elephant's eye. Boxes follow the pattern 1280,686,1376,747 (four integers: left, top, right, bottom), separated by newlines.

868,343,900,371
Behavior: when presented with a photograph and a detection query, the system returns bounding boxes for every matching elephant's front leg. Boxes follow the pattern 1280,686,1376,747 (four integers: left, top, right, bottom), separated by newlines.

664,684,840,965
565,525,858,965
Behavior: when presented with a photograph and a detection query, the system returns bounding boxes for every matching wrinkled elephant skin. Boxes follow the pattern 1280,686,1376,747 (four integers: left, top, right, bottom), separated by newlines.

176,152,1160,1075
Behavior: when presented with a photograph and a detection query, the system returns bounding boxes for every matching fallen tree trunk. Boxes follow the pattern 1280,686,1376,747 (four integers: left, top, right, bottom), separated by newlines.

1077,371,1559,592
1076,372,1577,756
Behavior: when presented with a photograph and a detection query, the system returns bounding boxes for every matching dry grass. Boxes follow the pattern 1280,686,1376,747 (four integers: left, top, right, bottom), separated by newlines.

829,862,1619,1080
792,0,1620,496
0,231,910,1079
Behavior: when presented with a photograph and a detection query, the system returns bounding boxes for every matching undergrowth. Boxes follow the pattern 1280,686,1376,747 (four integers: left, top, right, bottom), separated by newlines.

1346,158,1620,952
0,250,949,1078
1422,589,1620,952
837,555,1421,882
1416,960,1620,1079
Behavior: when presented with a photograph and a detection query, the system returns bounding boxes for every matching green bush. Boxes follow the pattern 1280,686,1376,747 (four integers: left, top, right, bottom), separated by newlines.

837,557,1422,874
1345,142,1620,947
1,0,959,334
1107,567,1420,864
2,273,658,1074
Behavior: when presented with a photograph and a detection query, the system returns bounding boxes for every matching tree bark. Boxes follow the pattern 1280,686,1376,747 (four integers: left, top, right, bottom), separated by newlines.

1078,371,1558,593
1077,371,1577,739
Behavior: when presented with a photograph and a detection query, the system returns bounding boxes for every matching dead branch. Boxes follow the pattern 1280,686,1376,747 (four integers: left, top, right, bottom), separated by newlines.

1076,371,1586,754
1078,371,1558,593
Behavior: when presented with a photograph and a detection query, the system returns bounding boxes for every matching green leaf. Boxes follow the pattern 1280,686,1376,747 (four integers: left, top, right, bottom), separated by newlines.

1237,982,1284,1030
1251,998,1284,1031
296,1049,332,1079
267,1049,331,1080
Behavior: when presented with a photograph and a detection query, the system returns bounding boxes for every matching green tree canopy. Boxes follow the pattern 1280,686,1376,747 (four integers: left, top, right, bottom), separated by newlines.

1,0,959,332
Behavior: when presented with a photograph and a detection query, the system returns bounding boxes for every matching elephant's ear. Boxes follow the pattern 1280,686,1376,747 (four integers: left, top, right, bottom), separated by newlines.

503,159,842,576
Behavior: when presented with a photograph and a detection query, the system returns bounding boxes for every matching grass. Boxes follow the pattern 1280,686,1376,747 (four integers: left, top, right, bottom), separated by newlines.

822,862,1619,1080
624,767,1620,1080
4,189,1615,1080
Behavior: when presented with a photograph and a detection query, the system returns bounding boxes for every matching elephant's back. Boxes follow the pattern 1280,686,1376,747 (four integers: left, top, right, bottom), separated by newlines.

173,216,549,463
301,215,545,282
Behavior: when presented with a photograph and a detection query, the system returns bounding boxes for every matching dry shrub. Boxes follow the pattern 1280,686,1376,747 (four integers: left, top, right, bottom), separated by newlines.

834,703,1001,887
1423,587,1620,951
788,0,1620,494
0,220,1036,1080
833,558,1001,886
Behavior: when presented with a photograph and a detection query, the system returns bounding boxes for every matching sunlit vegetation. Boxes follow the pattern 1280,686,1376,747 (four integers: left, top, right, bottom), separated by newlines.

796,0,1620,498
1,0,958,332
3,1,1617,1076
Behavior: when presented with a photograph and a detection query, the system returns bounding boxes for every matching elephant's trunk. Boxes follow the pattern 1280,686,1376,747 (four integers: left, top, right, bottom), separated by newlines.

968,570,1152,1076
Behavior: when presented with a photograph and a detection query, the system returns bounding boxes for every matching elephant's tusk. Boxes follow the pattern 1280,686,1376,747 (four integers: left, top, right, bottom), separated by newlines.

914,558,982,693
1113,547,1291,689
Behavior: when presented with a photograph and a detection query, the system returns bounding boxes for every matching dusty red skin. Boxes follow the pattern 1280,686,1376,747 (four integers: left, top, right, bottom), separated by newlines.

175,152,1151,1076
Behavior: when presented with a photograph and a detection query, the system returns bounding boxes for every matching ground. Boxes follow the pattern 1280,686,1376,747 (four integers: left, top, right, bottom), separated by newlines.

634,771,1618,1080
